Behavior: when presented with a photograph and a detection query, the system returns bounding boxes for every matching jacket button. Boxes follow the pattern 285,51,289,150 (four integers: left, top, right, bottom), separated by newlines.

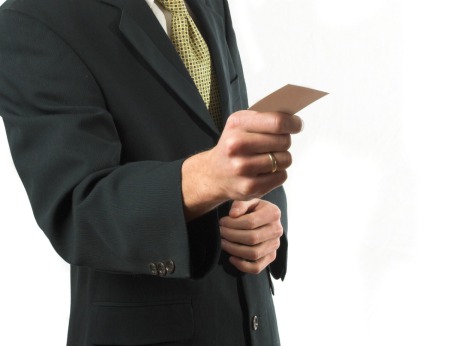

156,262,167,276
251,315,259,331
164,260,175,274
148,262,158,276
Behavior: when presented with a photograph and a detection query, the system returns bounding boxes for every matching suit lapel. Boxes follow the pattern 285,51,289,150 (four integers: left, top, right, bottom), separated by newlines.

186,0,234,124
98,0,220,136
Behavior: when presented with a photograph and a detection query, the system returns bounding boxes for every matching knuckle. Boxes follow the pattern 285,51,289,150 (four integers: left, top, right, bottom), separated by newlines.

277,223,284,236
272,222,283,238
274,238,281,250
240,179,257,197
224,137,241,156
248,262,264,275
273,116,284,133
273,206,282,220
230,158,246,176
227,112,242,128
248,232,260,245
248,249,261,261
246,218,258,230
251,231,261,245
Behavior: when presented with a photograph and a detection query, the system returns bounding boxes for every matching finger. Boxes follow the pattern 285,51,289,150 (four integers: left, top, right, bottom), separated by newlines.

229,152,292,177
258,151,292,175
221,237,281,262
225,132,291,155
229,199,260,218
220,222,283,246
229,252,277,275
221,200,282,230
227,111,302,135
220,203,279,230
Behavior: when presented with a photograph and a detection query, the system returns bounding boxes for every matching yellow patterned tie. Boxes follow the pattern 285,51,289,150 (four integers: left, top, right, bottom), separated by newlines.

156,0,222,130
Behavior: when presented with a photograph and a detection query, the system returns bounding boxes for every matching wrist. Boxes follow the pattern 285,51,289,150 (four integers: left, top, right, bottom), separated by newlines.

181,150,227,222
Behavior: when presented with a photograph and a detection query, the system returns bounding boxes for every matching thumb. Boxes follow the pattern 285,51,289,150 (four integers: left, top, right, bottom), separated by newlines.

229,199,260,218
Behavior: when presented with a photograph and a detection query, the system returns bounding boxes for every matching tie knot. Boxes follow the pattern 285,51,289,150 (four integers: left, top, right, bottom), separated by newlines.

156,0,188,14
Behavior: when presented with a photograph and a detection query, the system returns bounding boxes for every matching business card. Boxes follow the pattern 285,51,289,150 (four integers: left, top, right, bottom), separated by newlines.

249,84,328,114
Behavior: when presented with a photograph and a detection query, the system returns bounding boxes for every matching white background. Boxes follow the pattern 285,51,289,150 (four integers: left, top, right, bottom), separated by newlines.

1,0,449,345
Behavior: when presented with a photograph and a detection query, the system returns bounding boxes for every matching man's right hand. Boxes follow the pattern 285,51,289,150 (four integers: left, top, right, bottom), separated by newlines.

181,110,302,221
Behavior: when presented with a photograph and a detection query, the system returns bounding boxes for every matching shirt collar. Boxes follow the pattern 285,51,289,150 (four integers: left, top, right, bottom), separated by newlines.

145,0,156,10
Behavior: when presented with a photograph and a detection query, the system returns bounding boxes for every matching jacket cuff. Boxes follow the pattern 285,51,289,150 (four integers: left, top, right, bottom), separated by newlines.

187,207,222,279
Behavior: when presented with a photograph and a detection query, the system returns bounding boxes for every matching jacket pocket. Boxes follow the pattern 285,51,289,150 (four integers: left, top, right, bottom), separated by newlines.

89,300,194,345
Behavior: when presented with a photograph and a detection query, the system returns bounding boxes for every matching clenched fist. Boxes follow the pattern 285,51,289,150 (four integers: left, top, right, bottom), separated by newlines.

182,110,302,221
220,199,283,274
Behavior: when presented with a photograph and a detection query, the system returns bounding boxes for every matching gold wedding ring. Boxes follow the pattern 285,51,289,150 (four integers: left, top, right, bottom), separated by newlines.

268,152,278,173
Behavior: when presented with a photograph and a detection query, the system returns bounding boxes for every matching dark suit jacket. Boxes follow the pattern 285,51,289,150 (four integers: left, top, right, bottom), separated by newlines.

0,0,288,345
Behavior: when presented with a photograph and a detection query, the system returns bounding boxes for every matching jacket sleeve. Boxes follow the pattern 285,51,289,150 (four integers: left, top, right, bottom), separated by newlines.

0,9,221,278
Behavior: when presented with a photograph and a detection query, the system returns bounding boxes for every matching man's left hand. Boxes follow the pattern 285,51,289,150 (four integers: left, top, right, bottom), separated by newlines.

219,199,283,274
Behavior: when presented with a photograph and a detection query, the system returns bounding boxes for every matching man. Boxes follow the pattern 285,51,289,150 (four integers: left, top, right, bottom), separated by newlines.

0,0,301,345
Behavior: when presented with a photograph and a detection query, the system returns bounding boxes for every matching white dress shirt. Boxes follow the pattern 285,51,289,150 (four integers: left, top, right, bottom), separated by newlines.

145,0,195,37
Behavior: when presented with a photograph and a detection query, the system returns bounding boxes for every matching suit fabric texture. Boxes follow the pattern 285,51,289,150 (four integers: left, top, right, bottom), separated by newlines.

0,0,288,345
